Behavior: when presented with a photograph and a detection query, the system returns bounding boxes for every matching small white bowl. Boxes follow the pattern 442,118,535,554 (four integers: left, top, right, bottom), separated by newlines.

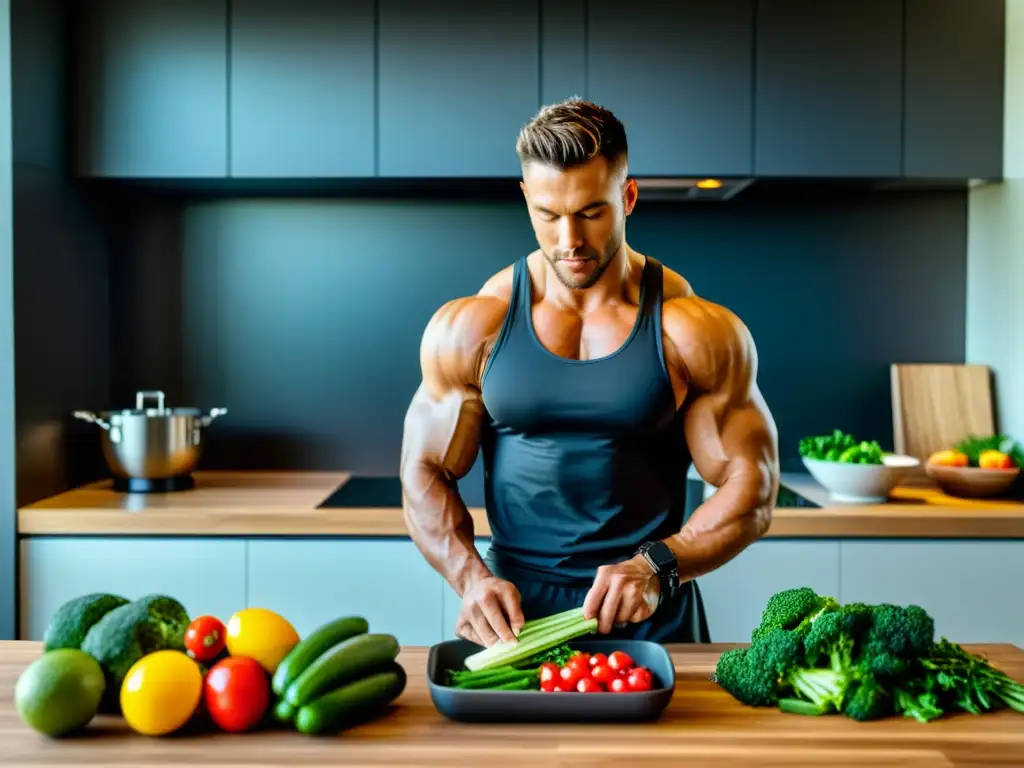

802,454,921,503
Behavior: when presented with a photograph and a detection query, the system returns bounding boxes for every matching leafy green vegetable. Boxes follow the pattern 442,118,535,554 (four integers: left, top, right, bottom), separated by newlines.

799,429,884,464
712,587,1024,723
954,433,1024,468
446,643,578,690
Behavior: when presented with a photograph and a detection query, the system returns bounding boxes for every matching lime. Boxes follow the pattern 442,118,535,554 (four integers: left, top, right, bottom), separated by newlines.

15,649,106,737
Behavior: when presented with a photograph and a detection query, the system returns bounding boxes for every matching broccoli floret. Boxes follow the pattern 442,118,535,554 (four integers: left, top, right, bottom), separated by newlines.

843,674,893,721
42,593,129,651
859,603,935,680
751,587,839,642
713,628,804,707
80,594,190,713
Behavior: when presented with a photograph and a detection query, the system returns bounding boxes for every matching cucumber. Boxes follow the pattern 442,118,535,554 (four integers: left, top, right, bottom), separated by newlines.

284,633,399,708
294,663,407,735
273,697,296,724
271,615,369,696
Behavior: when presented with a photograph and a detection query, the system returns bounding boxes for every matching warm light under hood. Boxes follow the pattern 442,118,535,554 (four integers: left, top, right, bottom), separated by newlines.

635,177,754,201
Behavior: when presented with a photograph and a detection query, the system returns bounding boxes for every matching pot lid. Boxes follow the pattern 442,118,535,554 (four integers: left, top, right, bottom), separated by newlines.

107,390,202,416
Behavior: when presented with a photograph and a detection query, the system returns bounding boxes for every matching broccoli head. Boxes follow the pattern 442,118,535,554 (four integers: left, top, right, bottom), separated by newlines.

859,603,935,680
42,593,129,651
752,587,839,642
843,674,893,722
80,594,190,713
713,628,804,707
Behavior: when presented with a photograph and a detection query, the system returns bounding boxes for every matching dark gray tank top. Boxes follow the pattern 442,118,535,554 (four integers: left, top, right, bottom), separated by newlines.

479,255,693,586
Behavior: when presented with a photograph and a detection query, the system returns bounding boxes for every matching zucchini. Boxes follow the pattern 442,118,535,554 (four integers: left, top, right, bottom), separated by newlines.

273,697,296,724
271,615,369,696
285,632,399,708
294,663,407,735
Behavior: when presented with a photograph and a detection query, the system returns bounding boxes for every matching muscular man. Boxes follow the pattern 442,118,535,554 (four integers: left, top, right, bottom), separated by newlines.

400,98,779,647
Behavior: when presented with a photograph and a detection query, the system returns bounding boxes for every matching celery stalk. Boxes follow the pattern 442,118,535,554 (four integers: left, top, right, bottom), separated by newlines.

463,613,598,672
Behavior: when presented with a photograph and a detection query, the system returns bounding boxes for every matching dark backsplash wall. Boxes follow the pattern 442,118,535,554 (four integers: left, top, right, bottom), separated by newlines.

106,185,967,478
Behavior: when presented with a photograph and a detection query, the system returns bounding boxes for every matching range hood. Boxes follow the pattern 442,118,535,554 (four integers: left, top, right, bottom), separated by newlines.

635,177,754,201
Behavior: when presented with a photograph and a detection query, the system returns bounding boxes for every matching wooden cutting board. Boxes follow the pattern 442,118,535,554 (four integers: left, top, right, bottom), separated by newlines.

890,363,995,463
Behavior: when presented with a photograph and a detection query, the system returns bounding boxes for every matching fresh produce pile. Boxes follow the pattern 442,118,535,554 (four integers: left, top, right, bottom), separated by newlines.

15,593,405,739
442,607,659,693
798,429,885,465
929,433,1023,470
713,587,1024,722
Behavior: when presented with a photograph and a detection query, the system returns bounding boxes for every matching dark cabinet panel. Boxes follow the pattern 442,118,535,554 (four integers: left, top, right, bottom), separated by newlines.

586,0,754,177
541,0,586,107
377,0,540,177
904,0,1005,179
230,0,375,177
755,0,902,177
72,0,228,177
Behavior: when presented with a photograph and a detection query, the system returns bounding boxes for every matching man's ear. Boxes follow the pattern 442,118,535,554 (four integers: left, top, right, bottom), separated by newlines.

623,177,638,216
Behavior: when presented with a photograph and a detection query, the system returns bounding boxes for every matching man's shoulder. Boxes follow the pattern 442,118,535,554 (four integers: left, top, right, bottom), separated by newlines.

660,294,755,390
659,262,695,300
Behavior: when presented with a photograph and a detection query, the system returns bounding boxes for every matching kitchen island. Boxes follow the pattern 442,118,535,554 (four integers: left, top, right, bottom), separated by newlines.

15,472,1024,648
2,640,1023,767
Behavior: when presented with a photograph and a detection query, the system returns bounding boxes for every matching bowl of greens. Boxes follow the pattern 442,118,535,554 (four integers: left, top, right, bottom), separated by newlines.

799,429,920,503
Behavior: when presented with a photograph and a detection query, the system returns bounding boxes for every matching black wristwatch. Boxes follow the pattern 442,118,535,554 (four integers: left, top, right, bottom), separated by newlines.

634,541,679,606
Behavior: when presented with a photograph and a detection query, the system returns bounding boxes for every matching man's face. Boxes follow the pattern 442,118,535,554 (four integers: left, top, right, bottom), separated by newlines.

521,156,637,290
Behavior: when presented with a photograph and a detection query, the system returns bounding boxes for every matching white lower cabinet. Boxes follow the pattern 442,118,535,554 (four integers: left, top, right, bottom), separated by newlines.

246,539,446,646
19,537,247,641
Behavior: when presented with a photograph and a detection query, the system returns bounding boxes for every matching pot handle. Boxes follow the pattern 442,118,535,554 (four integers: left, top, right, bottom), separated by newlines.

199,407,228,427
73,410,111,431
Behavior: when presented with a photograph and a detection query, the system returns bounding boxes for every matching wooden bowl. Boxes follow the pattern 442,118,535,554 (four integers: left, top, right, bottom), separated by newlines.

925,463,1021,498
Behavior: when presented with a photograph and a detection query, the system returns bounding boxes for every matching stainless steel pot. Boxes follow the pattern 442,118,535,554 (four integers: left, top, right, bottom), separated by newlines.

74,390,227,480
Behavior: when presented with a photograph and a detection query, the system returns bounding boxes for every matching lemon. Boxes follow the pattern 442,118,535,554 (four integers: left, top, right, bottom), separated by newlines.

15,649,106,737
225,608,300,674
120,650,202,736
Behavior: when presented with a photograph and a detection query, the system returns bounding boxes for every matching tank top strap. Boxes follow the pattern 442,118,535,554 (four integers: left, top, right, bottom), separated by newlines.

639,256,664,319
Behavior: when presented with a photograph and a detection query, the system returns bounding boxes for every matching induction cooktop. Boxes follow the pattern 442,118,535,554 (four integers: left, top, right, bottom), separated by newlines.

317,475,820,509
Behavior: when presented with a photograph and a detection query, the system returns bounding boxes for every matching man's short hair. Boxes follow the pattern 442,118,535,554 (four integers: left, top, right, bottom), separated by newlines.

515,97,628,174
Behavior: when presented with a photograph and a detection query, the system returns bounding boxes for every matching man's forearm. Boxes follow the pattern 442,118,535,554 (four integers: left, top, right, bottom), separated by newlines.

661,462,776,583
401,461,492,596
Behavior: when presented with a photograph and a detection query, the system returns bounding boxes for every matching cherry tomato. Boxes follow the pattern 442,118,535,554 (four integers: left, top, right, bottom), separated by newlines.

539,662,560,686
570,652,590,667
626,667,653,692
540,678,557,692
588,653,608,668
576,677,603,693
608,676,630,693
184,616,227,663
203,656,270,732
565,655,592,679
590,663,616,685
607,650,634,672
558,664,584,688
552,685,568,692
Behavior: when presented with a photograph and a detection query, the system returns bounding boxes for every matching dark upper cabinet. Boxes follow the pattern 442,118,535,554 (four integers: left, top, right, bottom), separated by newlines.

377,1,540,177
754,0,903,177
72,0,228,177
904,0,1005,180
230,0,376,178
586,0,755,178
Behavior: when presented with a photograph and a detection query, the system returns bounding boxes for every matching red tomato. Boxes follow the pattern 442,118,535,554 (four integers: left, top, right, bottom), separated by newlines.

570,652,590,666
608,676,630,693
539,662,559,684
588,653,607,668
565,655,591,679
607,650,634,672
558,664,584,688
184,615,227,663
576,677,603,693
540,679,557,692
626,667,653,692
203,656,270,732
590,664,616,685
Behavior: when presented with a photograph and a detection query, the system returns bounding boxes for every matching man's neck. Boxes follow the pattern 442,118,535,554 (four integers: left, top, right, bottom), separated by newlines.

539,246,640,314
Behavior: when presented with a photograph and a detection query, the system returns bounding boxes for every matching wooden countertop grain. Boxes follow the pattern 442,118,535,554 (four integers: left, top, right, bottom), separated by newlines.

15,470,1024,538
1,641,1023,766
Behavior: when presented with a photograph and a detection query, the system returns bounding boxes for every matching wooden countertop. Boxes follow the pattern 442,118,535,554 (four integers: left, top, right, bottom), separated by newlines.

2,641,1023,766
16,470,1024,538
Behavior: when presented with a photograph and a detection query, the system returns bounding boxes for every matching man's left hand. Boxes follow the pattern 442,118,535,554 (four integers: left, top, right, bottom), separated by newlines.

582,555,661,634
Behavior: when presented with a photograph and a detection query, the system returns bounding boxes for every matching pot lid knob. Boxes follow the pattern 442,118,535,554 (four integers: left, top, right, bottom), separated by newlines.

135,390,166,413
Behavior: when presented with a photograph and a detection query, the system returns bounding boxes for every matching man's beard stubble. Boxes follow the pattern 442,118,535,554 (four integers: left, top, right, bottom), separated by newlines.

543,234,622,291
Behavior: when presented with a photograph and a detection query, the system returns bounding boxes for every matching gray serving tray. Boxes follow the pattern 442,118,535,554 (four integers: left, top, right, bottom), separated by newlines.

426,637,676,723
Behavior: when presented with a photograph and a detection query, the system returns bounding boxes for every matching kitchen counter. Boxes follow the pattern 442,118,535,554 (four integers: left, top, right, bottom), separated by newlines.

2,640,1023,766
16,470,1024,538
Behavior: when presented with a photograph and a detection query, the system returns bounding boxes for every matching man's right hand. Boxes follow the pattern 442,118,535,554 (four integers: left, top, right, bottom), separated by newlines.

456,576,525,647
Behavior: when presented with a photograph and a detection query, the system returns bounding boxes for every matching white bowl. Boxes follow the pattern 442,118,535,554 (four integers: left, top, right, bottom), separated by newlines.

802,454,921,503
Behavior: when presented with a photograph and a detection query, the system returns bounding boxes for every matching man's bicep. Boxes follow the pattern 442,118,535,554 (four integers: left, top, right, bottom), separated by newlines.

677,305,778,490
402,381,484,481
